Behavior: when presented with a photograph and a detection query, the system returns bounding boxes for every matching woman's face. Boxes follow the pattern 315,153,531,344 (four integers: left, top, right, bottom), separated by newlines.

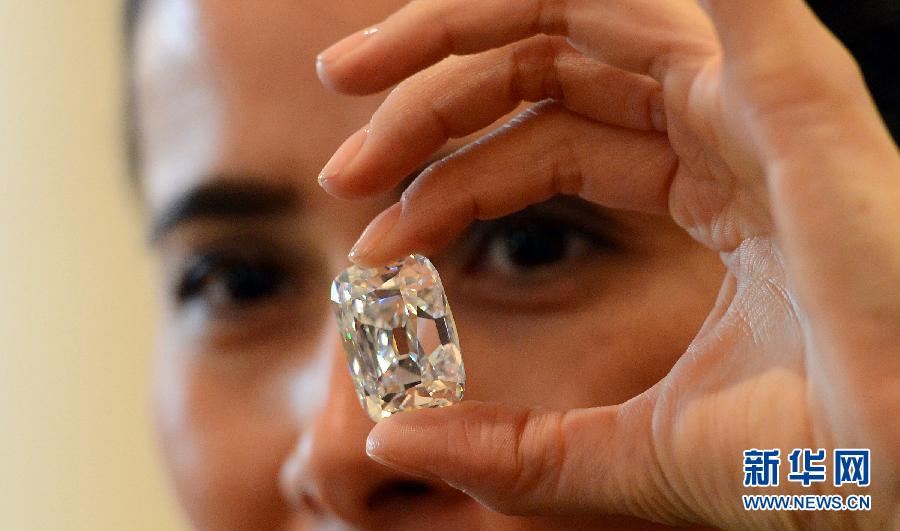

136,0,725,528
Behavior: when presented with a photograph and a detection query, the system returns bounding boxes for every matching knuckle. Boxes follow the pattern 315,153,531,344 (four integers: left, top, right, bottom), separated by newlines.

425,101,455,139
533,0,569,35
443,405,568,514
493,408,566,513
548,128,584,196
432,6,461,54
521,102,584,196
509,36,567,102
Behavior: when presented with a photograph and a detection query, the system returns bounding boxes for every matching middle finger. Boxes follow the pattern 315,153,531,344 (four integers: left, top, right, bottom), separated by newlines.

318,36,664,199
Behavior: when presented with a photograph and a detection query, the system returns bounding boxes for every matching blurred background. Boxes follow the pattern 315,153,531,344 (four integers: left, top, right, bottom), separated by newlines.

0,2,185,529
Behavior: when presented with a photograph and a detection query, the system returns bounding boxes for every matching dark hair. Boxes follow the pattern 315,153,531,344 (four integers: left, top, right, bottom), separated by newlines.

122,0,898,176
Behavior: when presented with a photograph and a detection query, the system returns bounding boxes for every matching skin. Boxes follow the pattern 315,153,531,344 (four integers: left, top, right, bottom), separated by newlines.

135,0,726,529
315,0,900,529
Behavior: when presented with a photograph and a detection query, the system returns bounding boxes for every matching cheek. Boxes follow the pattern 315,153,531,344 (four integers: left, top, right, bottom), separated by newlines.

454,309,673,410
453,252,724,410
152,338,305,529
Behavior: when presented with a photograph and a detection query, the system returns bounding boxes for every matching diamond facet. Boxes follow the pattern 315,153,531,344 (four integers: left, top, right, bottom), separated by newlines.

330,254,465,422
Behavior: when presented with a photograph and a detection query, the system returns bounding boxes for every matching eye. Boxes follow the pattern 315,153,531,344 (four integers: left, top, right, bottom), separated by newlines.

442,197,624,311
176,252,289,313
480,218,592,276
162,236,328,348
470,214,615,280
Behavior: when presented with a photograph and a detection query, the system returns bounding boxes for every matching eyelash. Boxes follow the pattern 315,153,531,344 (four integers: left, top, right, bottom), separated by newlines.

175,252,290,309
464,212,618,276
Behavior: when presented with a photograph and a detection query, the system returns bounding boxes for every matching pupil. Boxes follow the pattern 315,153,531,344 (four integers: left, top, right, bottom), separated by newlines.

504,225,567,267
225,263,283,301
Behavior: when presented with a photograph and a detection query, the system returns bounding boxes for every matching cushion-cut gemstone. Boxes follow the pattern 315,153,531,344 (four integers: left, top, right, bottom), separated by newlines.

330,254,465,422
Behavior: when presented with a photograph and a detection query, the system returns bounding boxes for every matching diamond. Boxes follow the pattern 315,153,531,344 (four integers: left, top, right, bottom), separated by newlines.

330,254,465,422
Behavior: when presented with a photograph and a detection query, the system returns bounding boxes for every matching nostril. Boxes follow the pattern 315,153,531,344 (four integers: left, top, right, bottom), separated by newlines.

365,480,433,509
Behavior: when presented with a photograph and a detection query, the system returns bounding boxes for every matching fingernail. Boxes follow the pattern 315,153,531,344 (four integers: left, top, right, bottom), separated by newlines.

365,436,394,464
318,126,369,186
349,203,402,262
317,26,379,67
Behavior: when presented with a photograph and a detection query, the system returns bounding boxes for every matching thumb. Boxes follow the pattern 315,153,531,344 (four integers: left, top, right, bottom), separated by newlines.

701,0,900,381
365,399,686,523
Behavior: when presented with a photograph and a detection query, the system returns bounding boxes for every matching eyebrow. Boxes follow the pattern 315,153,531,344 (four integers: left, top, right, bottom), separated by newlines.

149,154,451,244
149,178,299,243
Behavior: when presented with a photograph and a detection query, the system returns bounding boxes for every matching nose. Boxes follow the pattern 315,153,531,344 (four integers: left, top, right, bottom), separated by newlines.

280,337,470,528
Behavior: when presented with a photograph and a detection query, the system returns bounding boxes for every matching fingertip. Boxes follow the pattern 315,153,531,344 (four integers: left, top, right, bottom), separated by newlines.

318,129,404,200
365,407,440,456
365,411,448,480
364,412,407,461
314,55,338,90
365,402,477,450
319,176,395,201
316,61,388,96
318,126,368,188
316,27,384,94
316,174,381,201
348,202,403,265
364,426,392,466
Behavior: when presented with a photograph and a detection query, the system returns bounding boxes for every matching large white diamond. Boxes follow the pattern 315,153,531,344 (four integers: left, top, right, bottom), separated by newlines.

331,254,465,422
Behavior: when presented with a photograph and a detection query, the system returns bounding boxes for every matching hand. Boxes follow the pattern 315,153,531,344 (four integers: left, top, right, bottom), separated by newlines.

315,0,900,527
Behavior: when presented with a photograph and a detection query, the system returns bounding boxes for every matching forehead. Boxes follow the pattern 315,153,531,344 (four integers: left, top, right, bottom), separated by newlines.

135,0,406,213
